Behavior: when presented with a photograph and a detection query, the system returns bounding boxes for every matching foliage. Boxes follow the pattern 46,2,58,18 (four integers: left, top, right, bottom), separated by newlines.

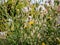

0,0,60,45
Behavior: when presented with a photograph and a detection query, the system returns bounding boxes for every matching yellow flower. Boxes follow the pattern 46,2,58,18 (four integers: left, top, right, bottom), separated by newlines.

42,42,45,45
29,20,34,25
24,20,34,28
